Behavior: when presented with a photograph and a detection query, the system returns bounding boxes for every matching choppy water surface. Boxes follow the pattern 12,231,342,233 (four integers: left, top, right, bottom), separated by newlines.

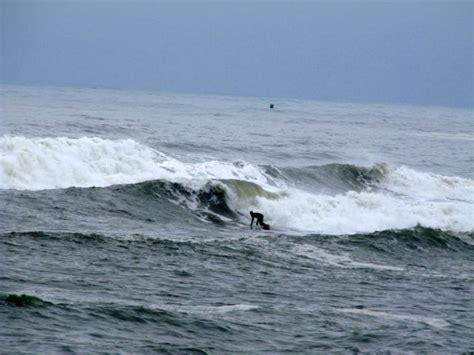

1,85,473,353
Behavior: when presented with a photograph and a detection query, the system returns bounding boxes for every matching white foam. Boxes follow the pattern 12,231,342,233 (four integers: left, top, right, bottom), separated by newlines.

382,165,474,202
0,136,273,190
153,303,259,315
248,164,474,234
252,187,473,234
1,136,472,235
339,308,449,329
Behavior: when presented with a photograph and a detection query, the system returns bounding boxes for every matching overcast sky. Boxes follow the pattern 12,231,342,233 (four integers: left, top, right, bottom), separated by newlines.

1,0,473,107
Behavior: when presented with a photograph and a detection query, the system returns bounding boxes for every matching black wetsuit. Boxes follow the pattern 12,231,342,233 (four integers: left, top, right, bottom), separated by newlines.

250,212,264,228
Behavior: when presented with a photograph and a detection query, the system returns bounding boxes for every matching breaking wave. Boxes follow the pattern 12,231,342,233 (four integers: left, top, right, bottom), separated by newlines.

0,136,273,190
1,136,473,234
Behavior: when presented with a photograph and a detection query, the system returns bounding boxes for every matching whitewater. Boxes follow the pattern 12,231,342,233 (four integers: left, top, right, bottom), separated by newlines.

1,135,473,235
1,84,473,353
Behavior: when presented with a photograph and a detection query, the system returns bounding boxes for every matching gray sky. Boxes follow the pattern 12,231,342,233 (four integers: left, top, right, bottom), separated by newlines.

1,0,473,107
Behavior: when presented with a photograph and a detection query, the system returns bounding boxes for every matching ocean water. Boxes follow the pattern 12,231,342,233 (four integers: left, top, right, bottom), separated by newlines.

1,84,473,353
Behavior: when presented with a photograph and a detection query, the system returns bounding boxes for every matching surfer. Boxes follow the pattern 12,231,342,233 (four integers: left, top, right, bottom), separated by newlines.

250,211,270,230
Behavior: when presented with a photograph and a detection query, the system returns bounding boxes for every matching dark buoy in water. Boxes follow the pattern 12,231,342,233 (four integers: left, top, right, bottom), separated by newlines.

269,104,274,109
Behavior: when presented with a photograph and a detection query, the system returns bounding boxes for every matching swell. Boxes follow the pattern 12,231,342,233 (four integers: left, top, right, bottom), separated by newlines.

0,292,236,341
2,227,473,251
1,293,53,307
332,226,474,253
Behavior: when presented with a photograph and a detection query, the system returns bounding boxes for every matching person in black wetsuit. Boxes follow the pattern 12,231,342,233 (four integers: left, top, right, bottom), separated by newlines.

250,211,269,229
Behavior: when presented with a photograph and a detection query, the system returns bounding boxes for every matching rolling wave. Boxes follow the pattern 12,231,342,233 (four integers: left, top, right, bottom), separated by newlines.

268,163,388,192
0,136,272,190
2,227,473,251
1,136,473,234
2,293,53,307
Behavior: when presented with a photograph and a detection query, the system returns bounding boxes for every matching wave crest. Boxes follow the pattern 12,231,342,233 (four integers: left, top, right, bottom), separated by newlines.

2,293,52,307
0,136,272,190
1,136,472,234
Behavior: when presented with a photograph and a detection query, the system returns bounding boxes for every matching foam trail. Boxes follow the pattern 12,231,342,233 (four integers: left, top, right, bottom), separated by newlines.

292,244,404,271
339,308,449,329
0,136,273,190
154,304,259,315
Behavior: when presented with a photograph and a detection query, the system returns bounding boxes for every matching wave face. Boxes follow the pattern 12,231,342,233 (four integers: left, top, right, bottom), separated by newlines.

1,136,473,235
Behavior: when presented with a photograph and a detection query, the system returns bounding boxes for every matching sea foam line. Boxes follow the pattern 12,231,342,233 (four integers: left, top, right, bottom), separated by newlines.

339,308,449,329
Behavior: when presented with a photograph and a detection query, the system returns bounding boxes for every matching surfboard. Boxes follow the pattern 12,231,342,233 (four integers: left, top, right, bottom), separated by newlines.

251,223,271,231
